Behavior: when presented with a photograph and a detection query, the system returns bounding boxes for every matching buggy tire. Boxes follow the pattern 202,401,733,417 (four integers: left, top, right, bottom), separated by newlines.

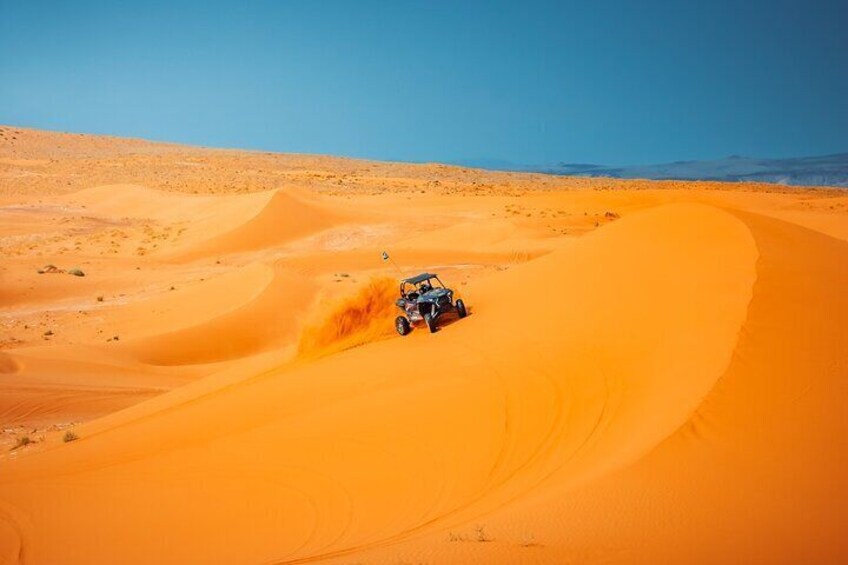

395,316,411,336
424,313,437,333
456,299,467,319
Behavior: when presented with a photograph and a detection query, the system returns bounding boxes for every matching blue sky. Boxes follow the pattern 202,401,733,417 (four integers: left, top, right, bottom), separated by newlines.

1,0,846,165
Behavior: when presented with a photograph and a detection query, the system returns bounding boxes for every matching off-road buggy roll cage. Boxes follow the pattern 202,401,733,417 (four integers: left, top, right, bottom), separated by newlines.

399,272,446,301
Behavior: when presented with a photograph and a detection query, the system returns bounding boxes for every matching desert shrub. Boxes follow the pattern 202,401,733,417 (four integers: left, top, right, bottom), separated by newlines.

63,431,79,443
67,268,85,277
520,532,537,547
12,436,31,450
474,525,491,542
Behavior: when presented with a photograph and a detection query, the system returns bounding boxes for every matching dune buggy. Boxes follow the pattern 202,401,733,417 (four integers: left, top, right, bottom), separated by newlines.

394,273,467,335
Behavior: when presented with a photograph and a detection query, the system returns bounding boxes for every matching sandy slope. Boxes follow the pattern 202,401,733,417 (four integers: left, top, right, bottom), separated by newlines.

0,126,846,564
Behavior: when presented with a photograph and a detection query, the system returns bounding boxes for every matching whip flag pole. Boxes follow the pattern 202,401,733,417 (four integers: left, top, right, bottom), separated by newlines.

382,251,405,278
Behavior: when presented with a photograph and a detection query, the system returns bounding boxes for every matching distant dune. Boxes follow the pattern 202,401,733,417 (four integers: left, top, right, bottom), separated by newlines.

461,152,848,187
1,126,846,564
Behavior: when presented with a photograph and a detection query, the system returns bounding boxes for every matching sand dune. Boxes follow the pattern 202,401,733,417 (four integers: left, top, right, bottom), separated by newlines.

0,127,846,564
178,189,343,259
62,184,313,256
342,210,848,565
125,265,316,366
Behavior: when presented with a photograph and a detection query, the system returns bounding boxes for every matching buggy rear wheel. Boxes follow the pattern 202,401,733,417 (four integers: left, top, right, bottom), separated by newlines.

395,316,411,336
456,299,467,319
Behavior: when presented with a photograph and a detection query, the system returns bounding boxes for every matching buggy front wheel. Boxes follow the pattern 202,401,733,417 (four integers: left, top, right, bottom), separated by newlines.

424,313,437,333
455,299,467,319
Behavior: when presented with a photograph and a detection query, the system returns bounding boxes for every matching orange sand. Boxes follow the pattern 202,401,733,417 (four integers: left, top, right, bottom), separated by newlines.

1,125,846,564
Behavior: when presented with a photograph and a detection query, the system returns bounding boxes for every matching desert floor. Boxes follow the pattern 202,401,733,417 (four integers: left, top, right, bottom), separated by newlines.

1,125,846,564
